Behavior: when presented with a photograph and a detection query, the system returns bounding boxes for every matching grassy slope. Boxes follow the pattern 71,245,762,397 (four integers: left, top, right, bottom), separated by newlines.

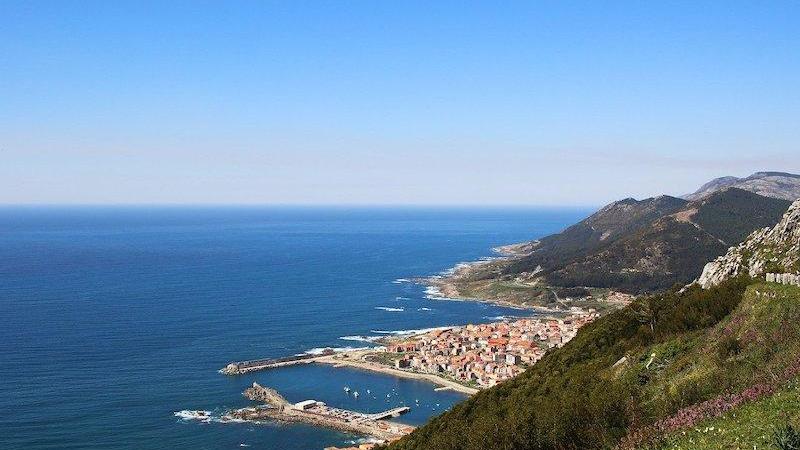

654,379,800,450
651,283,800,450
388,281,800,450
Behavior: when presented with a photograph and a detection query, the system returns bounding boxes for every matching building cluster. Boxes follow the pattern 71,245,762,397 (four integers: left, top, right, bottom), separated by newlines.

386,311,599,388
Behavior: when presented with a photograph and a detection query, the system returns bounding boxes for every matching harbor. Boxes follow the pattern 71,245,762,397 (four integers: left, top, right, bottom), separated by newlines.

223,383,415,441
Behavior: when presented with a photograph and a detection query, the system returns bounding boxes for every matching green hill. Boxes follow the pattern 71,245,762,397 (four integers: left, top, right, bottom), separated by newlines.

388,280,800,450
506,188,791,293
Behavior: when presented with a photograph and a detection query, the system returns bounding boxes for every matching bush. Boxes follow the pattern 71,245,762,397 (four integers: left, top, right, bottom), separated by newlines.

772,423,800,450
716,336,742,360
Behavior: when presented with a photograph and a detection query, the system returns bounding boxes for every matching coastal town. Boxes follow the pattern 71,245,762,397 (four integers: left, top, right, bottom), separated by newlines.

209,308,602,450
315,309,601,450
221,309,601,391
381,308,600,388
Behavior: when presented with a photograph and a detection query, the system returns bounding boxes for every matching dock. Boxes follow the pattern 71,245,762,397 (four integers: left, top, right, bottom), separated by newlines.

365,406,411,421
226,383,415,441
221,349,335,375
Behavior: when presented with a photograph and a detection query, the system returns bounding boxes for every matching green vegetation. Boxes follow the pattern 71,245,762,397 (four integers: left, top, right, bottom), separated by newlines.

502,189,790,294
653,379,800,449
446,277,621,312
388,280,800,450
692,187,791,245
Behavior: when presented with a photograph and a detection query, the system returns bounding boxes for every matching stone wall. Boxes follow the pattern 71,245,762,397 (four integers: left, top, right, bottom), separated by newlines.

766,273,800,286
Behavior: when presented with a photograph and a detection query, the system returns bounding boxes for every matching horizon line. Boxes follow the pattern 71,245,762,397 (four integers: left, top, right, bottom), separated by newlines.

0,202,600,209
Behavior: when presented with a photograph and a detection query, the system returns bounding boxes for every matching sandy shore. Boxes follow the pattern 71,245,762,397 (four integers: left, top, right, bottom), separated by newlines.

315,351,479,395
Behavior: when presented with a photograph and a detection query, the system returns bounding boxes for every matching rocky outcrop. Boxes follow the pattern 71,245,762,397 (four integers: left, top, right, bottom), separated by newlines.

697,199,800,288
243,382,289,408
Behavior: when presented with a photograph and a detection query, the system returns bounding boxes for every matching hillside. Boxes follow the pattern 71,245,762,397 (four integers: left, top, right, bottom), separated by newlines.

431,189,791,307
654,378,800,449
535,188,793,292
388,279,800,450
698,197,800,288
509,195,688,268
684,171,800,201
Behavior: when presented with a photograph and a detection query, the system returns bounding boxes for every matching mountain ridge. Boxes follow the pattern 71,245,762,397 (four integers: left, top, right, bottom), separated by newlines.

440,188,792,303
684,171,800,201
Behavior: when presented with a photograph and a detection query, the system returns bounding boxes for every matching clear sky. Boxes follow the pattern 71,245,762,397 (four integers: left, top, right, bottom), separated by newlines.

2,1,799,206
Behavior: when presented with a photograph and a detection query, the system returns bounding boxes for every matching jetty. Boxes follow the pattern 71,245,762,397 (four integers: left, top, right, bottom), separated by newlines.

226,383,414,441
221,349,335,375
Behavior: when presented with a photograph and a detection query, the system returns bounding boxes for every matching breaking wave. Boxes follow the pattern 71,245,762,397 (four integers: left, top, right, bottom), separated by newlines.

174,410,213,422
483,315,512,321
423,286,462,301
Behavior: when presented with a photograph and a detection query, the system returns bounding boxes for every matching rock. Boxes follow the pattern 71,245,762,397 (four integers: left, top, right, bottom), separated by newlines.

697,199,800,288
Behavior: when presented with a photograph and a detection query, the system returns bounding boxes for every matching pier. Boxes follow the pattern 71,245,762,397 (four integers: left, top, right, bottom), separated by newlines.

364,406,411,421
221,349,335,375
226,383,415,441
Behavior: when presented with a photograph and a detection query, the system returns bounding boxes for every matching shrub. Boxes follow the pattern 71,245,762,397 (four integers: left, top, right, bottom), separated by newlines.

716,336,742,360
772,423,800,450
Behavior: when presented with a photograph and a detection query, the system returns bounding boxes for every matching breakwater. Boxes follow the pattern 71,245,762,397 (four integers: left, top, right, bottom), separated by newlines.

221,349,335,375
225,383,414,441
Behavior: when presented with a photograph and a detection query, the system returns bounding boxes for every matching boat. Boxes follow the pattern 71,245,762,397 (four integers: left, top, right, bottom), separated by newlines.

344,386,351,393
353,391,359,398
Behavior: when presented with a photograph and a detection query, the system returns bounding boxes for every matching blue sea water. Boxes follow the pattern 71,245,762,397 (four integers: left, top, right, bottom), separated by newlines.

0,206,588,450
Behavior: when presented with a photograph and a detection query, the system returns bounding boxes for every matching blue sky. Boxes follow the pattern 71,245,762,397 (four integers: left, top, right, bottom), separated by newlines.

2,1,799,205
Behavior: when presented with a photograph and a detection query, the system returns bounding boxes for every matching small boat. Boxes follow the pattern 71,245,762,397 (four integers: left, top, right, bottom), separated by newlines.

366,389,371,394
344,387,351,393
353,391,359,398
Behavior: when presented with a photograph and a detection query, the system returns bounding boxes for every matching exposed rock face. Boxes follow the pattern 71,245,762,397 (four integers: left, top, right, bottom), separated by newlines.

685,172,800,201
697,199,800,288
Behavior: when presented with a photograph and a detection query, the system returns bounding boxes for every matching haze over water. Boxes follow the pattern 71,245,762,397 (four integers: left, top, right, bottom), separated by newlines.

0,206,588,449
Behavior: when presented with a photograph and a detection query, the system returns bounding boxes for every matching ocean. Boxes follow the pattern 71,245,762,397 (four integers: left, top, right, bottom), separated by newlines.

0,206,589,450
